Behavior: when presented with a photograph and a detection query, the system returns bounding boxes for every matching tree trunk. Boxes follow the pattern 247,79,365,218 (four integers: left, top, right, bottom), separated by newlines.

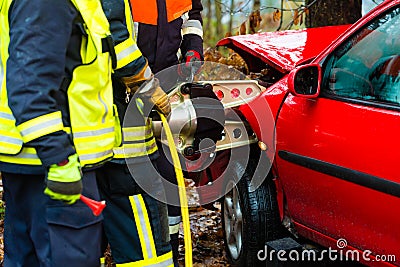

305,0,362,27
215,0,223,37
204,0,212,40
253,0,261,11
228,0,235,34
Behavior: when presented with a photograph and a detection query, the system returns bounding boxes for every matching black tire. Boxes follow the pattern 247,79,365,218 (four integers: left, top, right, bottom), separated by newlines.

222,159,282,267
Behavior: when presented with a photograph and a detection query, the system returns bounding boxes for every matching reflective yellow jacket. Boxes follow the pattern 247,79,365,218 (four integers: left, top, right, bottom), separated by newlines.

0,0,118,172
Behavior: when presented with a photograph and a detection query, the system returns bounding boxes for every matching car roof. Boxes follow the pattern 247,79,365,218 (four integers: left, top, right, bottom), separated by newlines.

217,25,351,73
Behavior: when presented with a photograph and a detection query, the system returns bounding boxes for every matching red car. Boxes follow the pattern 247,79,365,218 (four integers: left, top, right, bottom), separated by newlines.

200,1,399,266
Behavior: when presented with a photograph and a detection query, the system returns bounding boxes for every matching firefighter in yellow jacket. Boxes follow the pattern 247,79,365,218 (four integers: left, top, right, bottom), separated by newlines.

96,0,173,266
0,0,116,266
130,0,204,265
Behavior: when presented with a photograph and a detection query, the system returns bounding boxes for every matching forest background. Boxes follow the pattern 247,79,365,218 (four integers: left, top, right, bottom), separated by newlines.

202,0,383,48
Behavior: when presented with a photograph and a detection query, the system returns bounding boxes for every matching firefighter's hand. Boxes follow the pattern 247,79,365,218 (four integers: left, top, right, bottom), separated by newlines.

151,85,171,116
121,62,152,95
141,77,171,116
44,154,82,205
178,50,203,79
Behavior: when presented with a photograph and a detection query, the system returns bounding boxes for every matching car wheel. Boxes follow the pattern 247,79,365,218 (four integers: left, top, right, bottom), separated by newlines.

222,161,281,266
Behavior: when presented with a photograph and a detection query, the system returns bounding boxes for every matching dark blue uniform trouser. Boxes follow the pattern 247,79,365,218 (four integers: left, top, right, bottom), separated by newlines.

153,142,185,267
154,142,182,222
2,171,103,267
95,162,172,265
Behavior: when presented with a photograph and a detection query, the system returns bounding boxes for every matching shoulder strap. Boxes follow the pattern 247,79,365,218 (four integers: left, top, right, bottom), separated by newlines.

69,0,110,37
69,0,116,67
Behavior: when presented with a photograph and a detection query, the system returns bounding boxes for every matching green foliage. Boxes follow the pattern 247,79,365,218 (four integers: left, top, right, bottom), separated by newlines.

203,18,228,48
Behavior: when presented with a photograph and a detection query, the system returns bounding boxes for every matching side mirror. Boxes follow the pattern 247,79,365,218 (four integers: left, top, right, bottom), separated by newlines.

287,63,321,98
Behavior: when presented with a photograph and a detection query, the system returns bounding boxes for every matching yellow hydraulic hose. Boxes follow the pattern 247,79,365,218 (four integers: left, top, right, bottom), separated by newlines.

159,113,193,266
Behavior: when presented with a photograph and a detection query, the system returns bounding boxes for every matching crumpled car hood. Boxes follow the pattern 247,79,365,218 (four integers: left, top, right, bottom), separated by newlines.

217,25,350,73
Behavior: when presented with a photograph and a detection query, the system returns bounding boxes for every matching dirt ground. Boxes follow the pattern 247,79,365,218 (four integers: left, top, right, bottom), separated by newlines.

177,203,229,267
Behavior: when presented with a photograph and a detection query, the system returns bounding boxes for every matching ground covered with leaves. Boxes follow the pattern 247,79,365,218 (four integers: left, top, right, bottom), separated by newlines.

178,203,229,267
178,180,229,267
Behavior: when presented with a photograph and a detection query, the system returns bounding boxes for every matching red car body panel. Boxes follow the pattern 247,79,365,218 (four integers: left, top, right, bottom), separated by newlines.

235,27,351,201
211,25,350,196
276,95,400,264
217,25,351,73
274,1,400,264
219,1,400,266
226,25,350,143
236,25,351,164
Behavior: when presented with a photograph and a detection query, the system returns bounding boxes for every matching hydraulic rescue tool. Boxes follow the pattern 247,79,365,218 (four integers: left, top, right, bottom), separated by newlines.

152,79,264,157
151,78,265,266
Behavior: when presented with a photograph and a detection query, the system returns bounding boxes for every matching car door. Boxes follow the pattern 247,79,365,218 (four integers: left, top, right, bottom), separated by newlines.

275,5,400,262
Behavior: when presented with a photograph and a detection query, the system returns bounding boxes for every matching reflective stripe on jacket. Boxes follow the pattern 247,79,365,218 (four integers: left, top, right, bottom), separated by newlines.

114,0,142,69
113,122,157,159
0,0,117,168
129,0,192,25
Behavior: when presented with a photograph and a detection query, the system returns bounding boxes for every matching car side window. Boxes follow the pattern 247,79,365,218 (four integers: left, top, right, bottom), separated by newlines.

322,7,400,106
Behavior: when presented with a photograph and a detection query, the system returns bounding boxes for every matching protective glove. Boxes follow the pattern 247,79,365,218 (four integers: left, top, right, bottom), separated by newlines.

140,76,171,116
44,153,83,204
121,62,153,97
178,50,203,79
119,59,171,115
